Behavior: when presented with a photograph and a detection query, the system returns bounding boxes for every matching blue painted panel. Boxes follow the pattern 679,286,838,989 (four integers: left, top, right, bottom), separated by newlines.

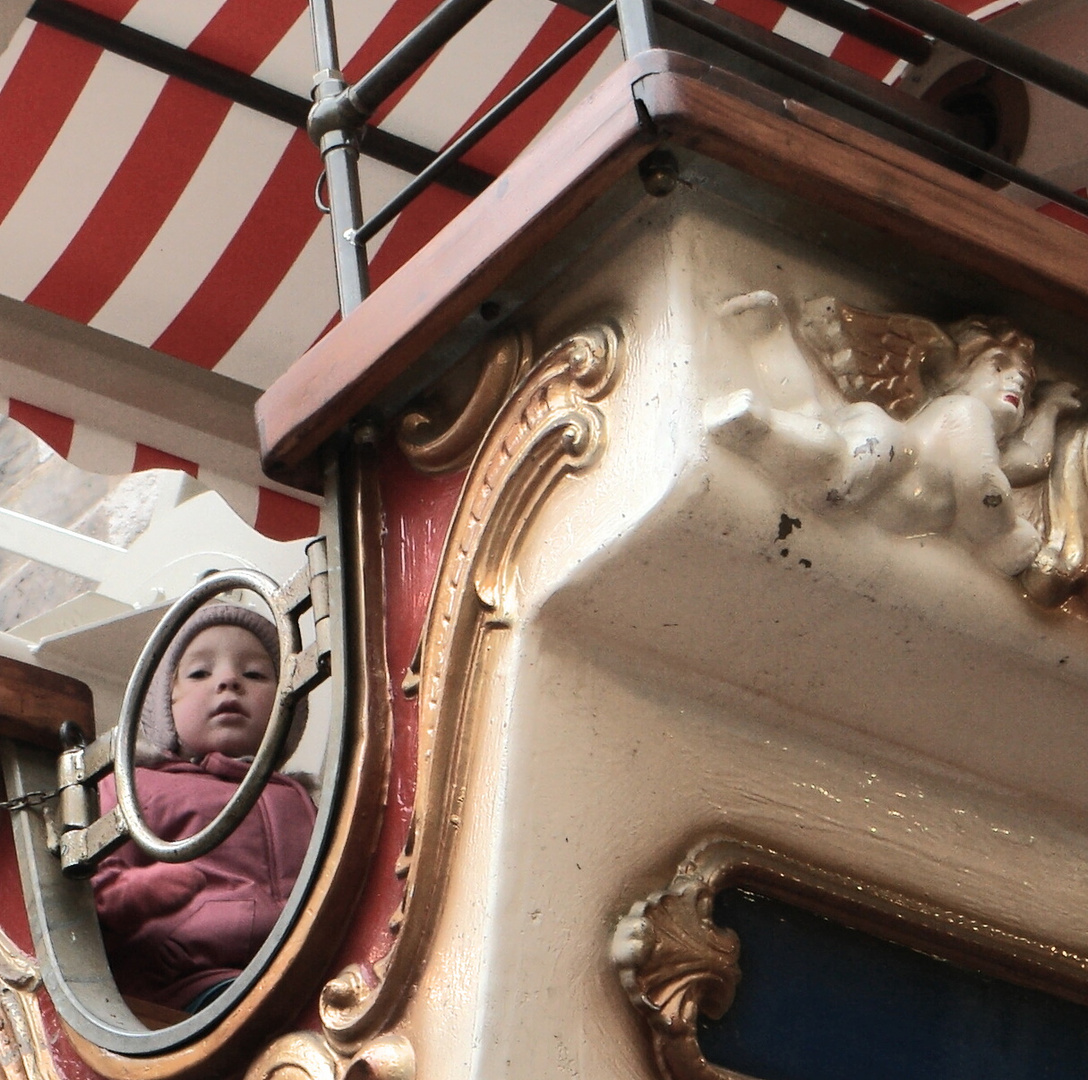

698,889,1088,1079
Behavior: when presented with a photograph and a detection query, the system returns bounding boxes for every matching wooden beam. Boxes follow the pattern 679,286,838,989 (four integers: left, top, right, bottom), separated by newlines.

638,59,1088,322
0,654,94,750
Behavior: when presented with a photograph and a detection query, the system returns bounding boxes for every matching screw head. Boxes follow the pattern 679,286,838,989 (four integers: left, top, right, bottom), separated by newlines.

639,149,679,197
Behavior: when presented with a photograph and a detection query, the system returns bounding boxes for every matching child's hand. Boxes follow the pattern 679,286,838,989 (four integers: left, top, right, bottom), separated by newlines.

95,863,207,928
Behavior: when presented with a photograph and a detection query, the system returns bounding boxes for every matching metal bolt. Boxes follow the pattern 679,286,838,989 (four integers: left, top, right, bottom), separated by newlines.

639,149,679,197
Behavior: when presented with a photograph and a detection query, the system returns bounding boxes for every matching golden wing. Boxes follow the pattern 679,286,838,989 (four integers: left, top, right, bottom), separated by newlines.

797,298,955,419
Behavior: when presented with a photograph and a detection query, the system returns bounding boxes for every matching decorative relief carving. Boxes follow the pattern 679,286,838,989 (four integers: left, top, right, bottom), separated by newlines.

0,929,57,1080
246,1032,414,1080
397,330,532,474
708,292,1087,602
613,846,743,1080
255,324,623,1070
615,840,1088,1080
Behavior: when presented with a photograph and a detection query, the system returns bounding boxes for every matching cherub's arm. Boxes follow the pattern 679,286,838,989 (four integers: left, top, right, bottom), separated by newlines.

1002,381,1079,486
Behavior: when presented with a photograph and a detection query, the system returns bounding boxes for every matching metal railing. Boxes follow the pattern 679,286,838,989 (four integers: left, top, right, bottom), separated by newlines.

307,0,1088,317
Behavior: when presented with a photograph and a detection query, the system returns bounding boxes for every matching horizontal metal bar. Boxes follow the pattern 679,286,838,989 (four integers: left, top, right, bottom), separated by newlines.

28,0,309,126
658,0,1088,220
347,0,493,119
350,1,618,247
784,0,931,66
27,0,493,199
864,0,1088,111
557,0,930,65
364,127,493,197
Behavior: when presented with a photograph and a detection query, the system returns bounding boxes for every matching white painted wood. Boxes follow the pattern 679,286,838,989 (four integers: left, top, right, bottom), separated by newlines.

0,506,128,580
393,187,1088,1080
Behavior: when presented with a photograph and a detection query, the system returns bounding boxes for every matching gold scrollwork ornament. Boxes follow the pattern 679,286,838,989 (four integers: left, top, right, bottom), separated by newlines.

612,853,743,1080
255,323,624,1072
246,1032,414,1080
248,323,621,1073
0,928,58,1080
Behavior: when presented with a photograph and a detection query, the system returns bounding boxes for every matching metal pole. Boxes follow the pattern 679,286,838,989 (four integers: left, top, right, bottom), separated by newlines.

348,3,617,247
308,0,370,315
615,0,656,58
346,0,493,118
865,0,1088,111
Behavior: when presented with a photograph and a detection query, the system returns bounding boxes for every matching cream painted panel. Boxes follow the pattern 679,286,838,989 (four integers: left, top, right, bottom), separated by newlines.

400,188,1088,1080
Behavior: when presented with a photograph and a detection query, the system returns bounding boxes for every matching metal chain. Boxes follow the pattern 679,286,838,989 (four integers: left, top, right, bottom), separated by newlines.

0,784,73,814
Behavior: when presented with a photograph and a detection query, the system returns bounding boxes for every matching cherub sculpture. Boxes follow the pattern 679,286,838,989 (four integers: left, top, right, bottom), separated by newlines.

709,292,1082,599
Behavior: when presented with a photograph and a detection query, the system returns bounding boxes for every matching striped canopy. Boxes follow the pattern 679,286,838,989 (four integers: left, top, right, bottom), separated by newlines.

0,0,1058,539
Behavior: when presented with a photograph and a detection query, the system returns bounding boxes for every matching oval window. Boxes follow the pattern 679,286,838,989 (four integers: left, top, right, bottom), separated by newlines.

0,442,378,1072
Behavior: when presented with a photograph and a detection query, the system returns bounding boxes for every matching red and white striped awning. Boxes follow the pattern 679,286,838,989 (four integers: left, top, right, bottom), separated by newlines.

0,0,1068,539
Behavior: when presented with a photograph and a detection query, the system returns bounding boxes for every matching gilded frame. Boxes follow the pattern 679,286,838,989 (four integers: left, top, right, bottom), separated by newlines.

613,838,1088,1080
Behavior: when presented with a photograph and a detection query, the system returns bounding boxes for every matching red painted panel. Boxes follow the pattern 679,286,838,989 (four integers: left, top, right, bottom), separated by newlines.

7,399,75,457
253,486,320,541
329,445,462,972
132,443,199,476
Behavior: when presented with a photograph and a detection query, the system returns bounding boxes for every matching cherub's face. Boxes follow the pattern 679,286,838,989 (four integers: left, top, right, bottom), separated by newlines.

959,346,1035,436
171,625,277,760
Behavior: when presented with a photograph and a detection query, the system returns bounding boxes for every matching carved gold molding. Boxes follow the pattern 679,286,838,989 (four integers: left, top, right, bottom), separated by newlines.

246,1032,414,1080
0,928,57,1080
397,330,532,474
612,847,743,1080
248,321,623,1071
614,839,1088,1080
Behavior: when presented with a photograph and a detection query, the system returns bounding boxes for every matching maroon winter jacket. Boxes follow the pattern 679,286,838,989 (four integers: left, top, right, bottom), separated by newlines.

93,753,315,1011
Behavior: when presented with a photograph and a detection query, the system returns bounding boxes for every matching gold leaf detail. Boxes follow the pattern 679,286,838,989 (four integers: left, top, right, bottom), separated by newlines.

613,854,743,1080
0,930,58,1080
398,331,531,474
317,323,623,1052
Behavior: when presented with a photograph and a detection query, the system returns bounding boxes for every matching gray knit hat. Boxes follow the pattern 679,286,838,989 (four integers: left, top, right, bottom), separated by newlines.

139,602,306,763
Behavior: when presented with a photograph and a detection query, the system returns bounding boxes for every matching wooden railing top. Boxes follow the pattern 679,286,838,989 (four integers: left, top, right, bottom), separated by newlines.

0,654,94,751
256,49,1088,489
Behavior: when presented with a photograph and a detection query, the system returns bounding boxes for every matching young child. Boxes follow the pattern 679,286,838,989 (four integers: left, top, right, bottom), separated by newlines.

92,603,316,1015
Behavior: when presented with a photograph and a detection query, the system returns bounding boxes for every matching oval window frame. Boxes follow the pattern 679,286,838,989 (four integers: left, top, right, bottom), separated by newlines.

1,452,388,1077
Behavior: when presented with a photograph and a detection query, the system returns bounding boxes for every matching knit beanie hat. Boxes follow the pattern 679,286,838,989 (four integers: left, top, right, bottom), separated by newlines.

139,602,306,764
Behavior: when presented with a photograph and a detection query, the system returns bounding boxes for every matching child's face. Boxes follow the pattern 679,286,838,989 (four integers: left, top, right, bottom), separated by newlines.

171,625,277,760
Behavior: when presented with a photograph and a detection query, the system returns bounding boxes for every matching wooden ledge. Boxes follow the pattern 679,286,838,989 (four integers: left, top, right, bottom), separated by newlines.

257,49,1088,487
0,655,94,750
